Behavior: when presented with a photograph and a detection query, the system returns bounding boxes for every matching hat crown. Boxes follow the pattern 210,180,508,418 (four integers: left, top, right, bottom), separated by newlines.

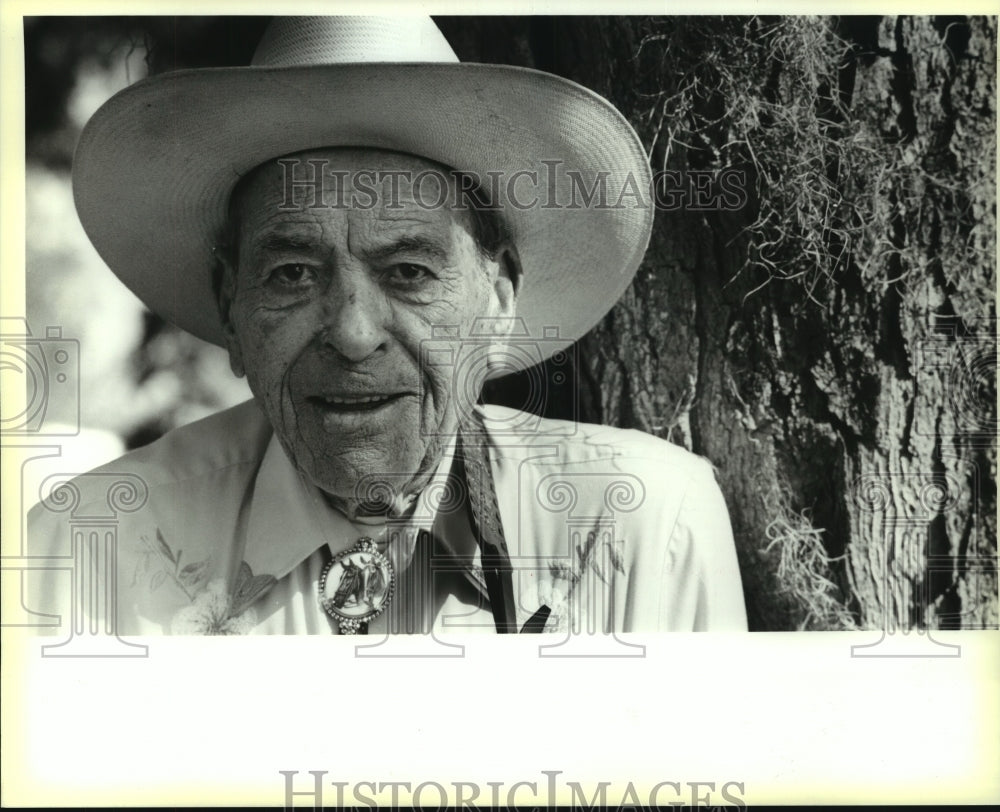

251,16,459,67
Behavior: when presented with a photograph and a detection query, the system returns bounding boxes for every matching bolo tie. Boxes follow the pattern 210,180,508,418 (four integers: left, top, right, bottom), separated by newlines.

317,420,551,634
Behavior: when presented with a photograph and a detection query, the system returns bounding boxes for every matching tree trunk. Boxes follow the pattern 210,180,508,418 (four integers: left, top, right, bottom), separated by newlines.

449,15,997,630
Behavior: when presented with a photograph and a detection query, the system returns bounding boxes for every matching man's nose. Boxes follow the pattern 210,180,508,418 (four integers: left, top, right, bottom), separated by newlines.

317,272,388,362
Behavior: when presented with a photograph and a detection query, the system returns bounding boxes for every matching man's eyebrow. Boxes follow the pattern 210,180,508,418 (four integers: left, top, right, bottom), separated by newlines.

249,233,319,254
363,235,450,263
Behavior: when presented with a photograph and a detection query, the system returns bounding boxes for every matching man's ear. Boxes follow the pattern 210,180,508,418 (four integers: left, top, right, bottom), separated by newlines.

484,242,521,379
214,247,246,379
491,240,522,321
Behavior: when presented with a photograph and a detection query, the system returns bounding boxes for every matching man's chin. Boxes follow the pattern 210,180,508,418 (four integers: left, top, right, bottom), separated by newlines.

300,451,429,513
287,401,456,514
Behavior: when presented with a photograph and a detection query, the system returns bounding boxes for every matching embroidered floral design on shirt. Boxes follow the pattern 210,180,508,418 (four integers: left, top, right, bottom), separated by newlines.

170,561,277,635
170,578,256,634
536,528,626,633
134,528,209,599
136,528,276,635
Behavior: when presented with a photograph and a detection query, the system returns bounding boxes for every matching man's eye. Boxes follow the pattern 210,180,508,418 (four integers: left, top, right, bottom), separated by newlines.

268,264,315,286
386,264,433,285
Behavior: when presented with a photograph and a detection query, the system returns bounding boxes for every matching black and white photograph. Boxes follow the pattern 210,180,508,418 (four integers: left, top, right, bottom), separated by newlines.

2,5,997,807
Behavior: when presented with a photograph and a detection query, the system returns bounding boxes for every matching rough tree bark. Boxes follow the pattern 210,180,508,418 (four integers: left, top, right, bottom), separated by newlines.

450,15,998,630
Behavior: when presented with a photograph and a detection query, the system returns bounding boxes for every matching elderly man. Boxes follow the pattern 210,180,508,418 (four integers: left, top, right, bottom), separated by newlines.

27,17,747,635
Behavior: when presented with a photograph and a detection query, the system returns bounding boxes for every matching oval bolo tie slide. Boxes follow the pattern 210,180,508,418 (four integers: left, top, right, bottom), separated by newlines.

319,537,395,634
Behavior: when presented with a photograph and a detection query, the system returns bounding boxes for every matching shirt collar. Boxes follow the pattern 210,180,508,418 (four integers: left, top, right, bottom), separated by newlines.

242,434,467,582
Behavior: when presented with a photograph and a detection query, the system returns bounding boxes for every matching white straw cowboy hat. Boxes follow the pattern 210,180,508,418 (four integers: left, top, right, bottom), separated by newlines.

72,16,653,368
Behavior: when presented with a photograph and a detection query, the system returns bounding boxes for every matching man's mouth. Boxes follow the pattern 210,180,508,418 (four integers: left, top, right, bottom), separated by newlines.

308,393,408,413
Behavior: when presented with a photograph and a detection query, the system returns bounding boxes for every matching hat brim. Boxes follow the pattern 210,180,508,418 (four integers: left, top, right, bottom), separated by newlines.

73,63,653,372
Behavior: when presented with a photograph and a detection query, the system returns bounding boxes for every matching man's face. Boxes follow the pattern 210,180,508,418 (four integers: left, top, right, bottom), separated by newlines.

218,148,517,508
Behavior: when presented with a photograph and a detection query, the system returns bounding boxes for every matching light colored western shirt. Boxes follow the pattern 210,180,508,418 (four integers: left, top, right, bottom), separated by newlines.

26,399,747,635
